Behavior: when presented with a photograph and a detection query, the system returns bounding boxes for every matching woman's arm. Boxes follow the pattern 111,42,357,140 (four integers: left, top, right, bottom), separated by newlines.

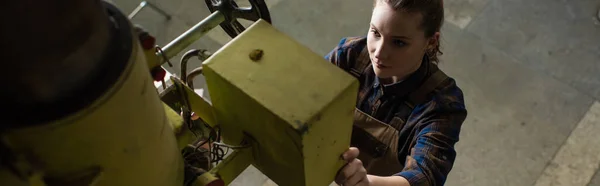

368,175,411,186
393,92,467,186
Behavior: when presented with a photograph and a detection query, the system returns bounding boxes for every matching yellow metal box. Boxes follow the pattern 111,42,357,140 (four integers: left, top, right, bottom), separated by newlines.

203,20,358,186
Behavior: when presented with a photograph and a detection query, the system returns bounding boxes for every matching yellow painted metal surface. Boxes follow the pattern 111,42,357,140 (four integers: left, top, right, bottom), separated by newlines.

145,46,161,70
202,20,358,186
164,102,200,150
1,29,183,186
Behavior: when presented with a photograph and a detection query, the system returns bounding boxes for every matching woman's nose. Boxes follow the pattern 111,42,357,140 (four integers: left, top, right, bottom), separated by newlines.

373,41,387,60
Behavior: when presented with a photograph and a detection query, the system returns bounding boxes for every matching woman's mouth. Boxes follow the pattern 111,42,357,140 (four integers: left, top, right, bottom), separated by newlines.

375,63,390,69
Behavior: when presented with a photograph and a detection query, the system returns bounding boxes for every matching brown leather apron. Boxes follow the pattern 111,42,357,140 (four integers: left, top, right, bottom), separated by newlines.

351,108,403,176
348,70,449,176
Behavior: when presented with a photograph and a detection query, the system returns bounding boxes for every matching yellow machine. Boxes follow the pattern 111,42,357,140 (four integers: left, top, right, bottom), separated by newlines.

0,1,357,186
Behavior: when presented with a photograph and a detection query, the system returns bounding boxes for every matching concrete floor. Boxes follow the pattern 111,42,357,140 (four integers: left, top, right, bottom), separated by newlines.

111,0,600,185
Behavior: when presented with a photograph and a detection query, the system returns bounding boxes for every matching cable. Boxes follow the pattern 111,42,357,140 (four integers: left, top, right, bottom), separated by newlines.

212,142,250,149
210,127,225,164
194,125,217,152
184,124,250,166
175,70,198,137
211,145,226,164
178,48,222,167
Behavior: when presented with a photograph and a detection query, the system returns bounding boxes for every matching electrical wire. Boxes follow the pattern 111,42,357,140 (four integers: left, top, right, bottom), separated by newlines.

179,48,228,168
179,50,201,137
183,122,250,167
194,125,217,152
179,48,216,179
212,142,250,149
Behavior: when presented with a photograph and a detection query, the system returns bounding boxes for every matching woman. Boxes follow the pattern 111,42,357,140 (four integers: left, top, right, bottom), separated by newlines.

326,0,467,186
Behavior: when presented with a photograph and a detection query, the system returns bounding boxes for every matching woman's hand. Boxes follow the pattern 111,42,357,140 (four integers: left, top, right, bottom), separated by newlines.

335,147,370,186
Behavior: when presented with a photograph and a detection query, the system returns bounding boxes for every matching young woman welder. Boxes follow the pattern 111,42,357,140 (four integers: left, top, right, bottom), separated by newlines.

327,0,467,185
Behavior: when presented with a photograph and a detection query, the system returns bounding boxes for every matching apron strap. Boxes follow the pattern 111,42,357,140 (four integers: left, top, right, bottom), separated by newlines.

407,66,449,106
387,65,449,131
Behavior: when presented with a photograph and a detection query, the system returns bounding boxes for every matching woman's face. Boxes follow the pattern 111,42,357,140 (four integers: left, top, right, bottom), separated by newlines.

367,3,439,81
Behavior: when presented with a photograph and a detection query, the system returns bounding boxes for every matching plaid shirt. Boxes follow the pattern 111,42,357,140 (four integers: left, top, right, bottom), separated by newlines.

325,37,467,186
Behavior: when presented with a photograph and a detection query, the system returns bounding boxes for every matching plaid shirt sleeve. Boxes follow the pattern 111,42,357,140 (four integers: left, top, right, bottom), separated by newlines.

395,82,467,186
324,38,343,65
324,37,365,70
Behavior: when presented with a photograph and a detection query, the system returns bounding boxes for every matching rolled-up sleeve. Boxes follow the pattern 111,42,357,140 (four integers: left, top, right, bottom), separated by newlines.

395,95,467,186
325,37,366,71
325,38,348,66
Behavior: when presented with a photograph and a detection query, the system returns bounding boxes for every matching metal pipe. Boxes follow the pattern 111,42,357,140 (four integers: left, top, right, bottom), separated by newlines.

182,49,211,84
180,49,203,83
187,67,204,89
159,11,226,64
128,1,146,19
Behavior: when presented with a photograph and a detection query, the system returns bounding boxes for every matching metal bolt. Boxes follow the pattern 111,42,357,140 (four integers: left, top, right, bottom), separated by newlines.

249,49,264,61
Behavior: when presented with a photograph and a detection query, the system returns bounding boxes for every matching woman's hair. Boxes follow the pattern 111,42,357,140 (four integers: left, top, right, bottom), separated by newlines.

374,0,444,63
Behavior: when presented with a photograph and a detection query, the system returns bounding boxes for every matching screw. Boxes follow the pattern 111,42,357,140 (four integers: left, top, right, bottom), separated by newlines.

249,49,264,61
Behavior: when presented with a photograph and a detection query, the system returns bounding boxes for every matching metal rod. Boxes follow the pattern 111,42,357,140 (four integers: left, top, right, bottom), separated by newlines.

128,2,146,19
158,11,226,65
128,1,171,20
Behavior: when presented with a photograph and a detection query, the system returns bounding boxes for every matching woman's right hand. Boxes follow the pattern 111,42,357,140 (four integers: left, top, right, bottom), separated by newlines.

335,147,370,186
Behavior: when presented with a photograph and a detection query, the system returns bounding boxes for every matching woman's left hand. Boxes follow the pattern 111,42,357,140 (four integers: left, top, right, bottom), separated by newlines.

335,147,370,186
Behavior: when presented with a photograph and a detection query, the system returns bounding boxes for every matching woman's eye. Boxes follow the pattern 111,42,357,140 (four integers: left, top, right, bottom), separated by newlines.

393,39,406,47
370,29,381,37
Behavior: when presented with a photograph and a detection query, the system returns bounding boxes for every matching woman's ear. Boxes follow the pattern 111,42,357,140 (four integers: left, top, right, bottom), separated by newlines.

427,32,441,50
